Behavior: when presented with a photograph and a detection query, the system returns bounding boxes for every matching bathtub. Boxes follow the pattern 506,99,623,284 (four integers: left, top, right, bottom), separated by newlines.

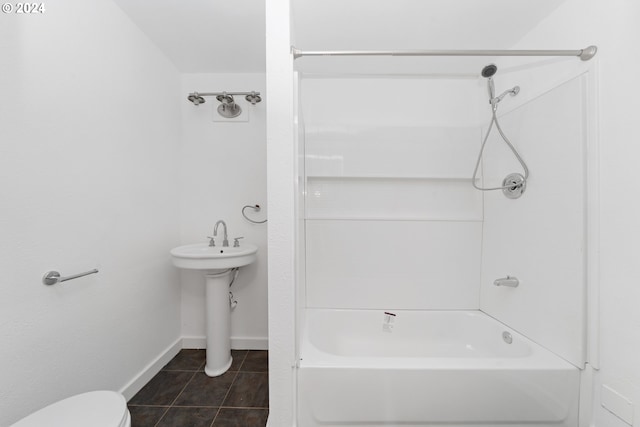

297,309,579,427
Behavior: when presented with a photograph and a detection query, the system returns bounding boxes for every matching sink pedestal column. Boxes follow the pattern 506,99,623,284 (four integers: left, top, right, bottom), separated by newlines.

204,270,233,377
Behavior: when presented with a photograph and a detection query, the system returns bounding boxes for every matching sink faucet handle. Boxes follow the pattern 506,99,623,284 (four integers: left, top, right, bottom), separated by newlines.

233,237,244,247
207,236,216,247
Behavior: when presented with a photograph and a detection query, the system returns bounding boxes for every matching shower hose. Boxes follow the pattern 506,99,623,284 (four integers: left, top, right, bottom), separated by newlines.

471,103,529,191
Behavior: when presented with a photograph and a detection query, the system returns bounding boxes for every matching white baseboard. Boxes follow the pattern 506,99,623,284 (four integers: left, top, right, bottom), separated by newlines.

119,338,182,401
119,335,268,402
182,335,268,350
181,336,207,349
231,336,269,350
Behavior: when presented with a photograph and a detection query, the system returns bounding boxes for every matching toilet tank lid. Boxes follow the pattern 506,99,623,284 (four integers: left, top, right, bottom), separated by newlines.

10,391,128,427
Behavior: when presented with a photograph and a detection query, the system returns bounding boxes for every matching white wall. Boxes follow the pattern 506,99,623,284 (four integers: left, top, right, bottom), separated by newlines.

266,0,297,424
0,1,182,424
179,73,268,349
590,5,640,424
300,77,483,311
509,1,640,425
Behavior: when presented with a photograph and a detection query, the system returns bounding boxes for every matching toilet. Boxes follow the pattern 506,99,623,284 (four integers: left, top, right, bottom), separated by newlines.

10,391,130,427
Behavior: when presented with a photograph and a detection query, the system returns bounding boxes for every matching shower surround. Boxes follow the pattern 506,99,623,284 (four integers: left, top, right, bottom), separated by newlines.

292,62,594,426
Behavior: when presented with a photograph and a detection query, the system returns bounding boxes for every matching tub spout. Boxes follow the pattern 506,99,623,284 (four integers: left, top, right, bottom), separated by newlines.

494,276,519,287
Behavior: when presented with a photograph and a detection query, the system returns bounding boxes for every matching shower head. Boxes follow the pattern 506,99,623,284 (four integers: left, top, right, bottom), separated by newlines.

479,64,518,106
481,64,498,102
188,93,206,105
481,64,498,78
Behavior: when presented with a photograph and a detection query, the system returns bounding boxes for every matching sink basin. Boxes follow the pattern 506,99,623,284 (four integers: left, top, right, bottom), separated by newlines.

170,242,258,271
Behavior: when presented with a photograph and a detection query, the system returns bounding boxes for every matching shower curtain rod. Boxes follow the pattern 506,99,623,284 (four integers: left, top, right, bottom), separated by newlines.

291,45,598,61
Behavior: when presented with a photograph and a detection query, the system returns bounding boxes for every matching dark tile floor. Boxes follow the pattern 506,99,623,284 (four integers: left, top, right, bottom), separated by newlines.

128,349,268,427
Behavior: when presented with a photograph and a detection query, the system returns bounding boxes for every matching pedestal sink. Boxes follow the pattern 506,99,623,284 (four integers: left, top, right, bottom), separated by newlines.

170,242,257,376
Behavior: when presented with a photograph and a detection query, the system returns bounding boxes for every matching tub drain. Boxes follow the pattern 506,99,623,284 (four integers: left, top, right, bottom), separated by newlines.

502,331,513,344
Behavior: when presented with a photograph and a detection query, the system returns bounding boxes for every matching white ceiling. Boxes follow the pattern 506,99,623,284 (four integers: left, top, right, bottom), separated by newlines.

112,0,568,75
112,0,265,73
292,0,567,51
292,0,570,75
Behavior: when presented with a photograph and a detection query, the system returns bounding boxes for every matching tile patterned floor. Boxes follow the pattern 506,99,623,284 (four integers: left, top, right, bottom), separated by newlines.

128,349,268,427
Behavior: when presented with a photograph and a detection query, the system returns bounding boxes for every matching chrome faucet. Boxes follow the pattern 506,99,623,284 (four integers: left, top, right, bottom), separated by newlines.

213,220,229,247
